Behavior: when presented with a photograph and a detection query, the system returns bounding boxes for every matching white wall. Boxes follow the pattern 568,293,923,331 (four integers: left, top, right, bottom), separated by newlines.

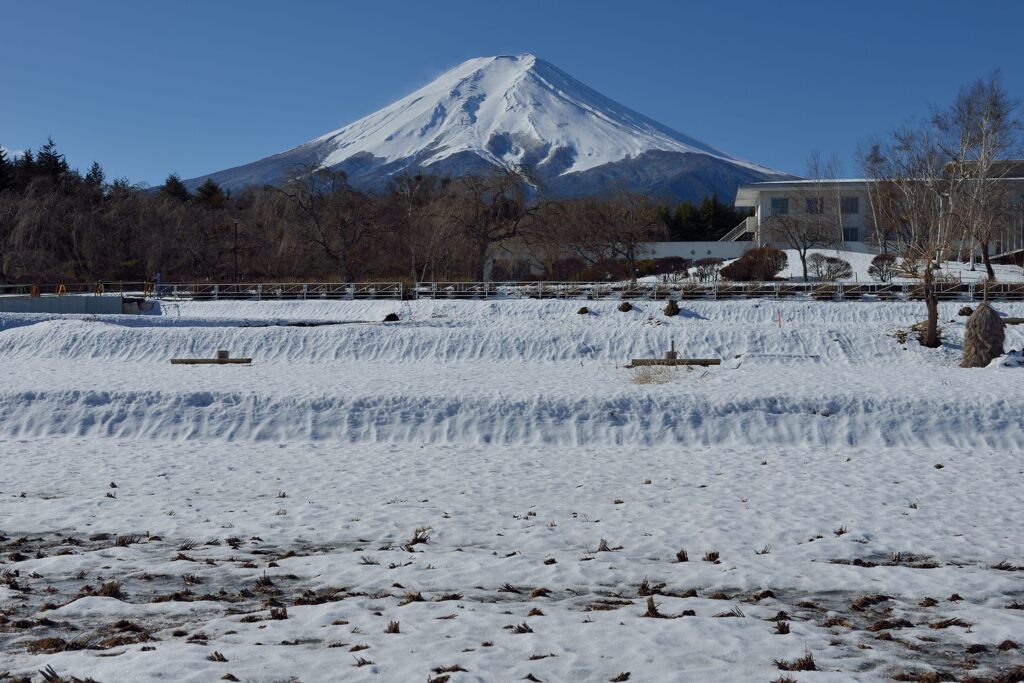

647,241,749,260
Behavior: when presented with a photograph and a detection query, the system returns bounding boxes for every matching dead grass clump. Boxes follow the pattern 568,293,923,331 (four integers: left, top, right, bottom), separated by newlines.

353,656,374,667
713,606,745,618
642,596,669,619
436,593,462,601
25,637,88,655
610,674,631,682
115,534,142,547
207,651,228,662
703,550,720,563
631,365,673,385
178,539,197,551
399,591,424,606
385,621,400,634
775,621,790,634
868,618,915,631
962,302,1005,367
269,607,288,620
823,616,853,628
39,666,101,683
432,665,468,674
577,306,589,315
890,671,956,682
675,549,688,563
528,607,544,617
774,653,817,671
509,622,533,634
94,581,125,600
851,594,890,611
595,539,621,552
530,588,551,599
499,583,520,593
997,640,1019,651
929,617,972,630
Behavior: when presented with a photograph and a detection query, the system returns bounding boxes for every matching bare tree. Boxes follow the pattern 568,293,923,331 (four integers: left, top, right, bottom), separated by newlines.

448,169,531,282
938,72,1022,279
279,165,379,281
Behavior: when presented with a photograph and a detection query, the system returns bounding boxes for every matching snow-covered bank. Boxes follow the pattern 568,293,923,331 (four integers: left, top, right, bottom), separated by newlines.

1,299,1022,681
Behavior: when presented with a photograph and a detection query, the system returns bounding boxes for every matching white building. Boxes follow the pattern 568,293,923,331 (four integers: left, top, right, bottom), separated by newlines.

728,179,878,252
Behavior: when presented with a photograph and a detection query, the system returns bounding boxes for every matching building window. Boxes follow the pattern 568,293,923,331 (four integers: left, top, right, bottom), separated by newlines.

770,197,789,216
805,197,823,214
842,227,859,241
840,196,859,214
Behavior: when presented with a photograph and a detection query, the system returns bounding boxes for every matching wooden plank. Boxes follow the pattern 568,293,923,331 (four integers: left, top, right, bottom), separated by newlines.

630,358,721,367
170,358,253,365
1001,317,1024,325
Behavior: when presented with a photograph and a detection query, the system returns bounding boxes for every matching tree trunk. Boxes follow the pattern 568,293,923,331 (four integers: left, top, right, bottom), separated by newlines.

477,240,489,282
799,251,808,282
980,240,996,279
921,268,941,348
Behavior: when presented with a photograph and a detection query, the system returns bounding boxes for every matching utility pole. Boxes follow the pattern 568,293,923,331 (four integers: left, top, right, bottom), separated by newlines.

233,220,239,282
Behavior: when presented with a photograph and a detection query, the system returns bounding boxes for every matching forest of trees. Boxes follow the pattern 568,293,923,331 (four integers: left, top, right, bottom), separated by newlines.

0,139,748,285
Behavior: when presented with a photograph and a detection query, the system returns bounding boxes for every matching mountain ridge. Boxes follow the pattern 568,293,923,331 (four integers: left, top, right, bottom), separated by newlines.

186,53,789,202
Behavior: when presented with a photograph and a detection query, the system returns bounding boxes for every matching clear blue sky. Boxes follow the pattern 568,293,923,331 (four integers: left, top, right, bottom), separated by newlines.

3,0,1022,186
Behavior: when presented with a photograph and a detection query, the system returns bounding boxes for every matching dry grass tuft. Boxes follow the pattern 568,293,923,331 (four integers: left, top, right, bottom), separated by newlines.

399,591,424,606
775,620,790,635
206,651,228,663
610,674,631,682
510,622,534,634
703,550,720,563
352,656,373,667
432,665,468,674
178,539,197,552
851,594,890,611
385,620,400,634
675,549,688,563
928,617,972,630
631,366,673,385
774,653,817,672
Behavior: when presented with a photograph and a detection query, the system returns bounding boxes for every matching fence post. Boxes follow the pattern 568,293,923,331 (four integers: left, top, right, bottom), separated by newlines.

213,284,219,301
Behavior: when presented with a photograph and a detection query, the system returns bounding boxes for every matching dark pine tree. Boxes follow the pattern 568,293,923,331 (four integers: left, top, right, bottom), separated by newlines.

35,137,70,177
0,146,12,192
193,177,228,209
160,173,192,203
84,161,106,188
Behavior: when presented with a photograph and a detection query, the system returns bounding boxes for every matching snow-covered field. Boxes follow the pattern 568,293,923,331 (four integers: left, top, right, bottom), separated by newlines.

1,300,1023,682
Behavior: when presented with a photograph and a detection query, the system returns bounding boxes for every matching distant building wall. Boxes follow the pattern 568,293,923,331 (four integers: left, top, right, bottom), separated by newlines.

646,242,749,261
0,296,124,314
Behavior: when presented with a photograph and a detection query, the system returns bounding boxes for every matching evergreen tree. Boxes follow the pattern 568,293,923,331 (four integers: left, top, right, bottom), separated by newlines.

35,137,70,177
0,146,12,192
84,161,106,187
193,177,228,209
160,173,192,203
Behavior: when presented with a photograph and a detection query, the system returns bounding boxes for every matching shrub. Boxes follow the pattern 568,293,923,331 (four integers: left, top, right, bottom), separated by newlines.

618,301,633,312
958,306,974,317
868,253,899,282
577,306,589,315
383,313,399,322
693,258,722,283
720,246,787,281
663,300,680,317
808,254,853,281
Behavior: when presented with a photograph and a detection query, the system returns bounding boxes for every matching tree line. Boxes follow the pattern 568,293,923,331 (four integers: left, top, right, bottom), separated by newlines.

0,142,746,285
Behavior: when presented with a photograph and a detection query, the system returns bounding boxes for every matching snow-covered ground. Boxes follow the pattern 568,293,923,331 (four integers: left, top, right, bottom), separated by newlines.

1,300,1022,681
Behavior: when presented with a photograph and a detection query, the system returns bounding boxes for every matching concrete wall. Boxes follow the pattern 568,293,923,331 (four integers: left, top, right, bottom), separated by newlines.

0,296,124,314
646,241,749,260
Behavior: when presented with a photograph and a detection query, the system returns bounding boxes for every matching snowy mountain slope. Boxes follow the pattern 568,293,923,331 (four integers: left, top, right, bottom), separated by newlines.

186,54,788,200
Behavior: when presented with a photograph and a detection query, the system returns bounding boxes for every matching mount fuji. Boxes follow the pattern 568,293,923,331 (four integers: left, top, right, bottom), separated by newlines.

186,54,789,201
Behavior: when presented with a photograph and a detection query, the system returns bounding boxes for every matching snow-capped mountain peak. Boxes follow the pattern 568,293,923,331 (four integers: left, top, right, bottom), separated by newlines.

312,53,776,177
186,54,786,201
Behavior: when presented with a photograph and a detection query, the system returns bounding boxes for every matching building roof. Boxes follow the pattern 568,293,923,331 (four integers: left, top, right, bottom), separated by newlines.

734,179,871,207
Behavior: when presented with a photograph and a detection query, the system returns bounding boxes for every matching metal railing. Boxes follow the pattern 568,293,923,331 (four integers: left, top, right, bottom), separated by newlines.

4,280,1024,303
154,282,404,301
